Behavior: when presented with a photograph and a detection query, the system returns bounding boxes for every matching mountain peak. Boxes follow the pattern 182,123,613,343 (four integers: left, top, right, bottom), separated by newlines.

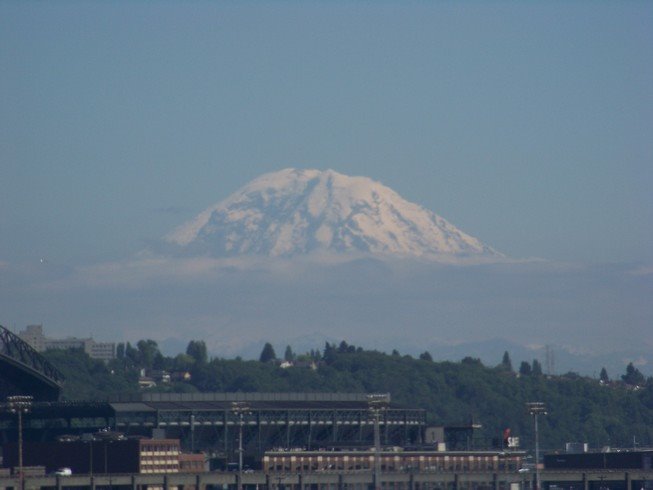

165,168,502,261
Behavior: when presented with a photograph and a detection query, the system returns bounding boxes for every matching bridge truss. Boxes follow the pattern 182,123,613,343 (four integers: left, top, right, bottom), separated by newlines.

0,325,64,401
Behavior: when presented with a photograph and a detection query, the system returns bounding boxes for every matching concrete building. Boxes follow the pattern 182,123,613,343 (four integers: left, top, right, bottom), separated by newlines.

18,325,46,352
138,439,183,474
17,324,116,361
179,453,207,473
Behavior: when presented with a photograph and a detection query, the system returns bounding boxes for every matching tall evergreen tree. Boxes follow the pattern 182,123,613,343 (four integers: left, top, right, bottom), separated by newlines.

284,345,295,362
519,361,532,376
600,367,610,383
419,351,433,362
323,342,337,364
622,362,645,386
500,351,513,371
532,359,543,376
259,342,277,363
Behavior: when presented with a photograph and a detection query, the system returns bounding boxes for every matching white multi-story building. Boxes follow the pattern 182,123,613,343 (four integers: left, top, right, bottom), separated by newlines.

18,324,116,361
90,341,116,361
19,324,47,352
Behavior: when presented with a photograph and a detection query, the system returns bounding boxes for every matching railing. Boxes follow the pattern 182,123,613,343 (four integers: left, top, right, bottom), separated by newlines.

0,469,651,490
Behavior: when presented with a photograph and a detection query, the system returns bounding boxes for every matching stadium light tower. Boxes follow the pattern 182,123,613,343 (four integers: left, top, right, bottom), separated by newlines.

367,394,390,490
7,395,33,490
232,402,250,490
526,402,547,490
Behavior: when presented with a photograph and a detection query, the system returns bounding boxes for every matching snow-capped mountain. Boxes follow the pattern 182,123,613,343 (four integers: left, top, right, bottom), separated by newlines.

164,168,502,260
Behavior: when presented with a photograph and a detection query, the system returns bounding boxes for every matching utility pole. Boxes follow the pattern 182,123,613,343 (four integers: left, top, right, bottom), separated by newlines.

526,402,547,490
7,395,33,490
367,394,390,490
232,402,250,490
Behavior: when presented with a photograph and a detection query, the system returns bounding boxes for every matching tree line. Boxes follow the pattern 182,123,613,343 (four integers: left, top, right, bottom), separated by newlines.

43,340,653,451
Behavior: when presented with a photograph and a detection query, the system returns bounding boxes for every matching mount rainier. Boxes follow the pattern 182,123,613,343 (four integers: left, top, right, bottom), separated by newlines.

164,168,502,261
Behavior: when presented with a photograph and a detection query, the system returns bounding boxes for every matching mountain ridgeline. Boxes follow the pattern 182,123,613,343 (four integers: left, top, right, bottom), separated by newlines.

45,341,653,451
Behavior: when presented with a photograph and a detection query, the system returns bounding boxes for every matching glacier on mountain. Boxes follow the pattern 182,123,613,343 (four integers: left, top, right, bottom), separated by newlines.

164,168,502,261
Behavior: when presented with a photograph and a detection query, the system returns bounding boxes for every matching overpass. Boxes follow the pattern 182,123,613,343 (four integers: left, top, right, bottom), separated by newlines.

0,325,64,401
0,469,652,490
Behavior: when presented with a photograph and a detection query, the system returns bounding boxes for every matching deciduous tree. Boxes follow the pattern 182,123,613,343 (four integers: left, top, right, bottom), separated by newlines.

186,340,208,364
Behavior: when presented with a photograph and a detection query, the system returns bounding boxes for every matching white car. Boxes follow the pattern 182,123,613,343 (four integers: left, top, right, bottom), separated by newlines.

54,468,72,476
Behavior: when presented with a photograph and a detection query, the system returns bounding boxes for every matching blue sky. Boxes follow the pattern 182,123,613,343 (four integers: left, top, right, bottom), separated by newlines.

1,1,651,267
1,3,652,374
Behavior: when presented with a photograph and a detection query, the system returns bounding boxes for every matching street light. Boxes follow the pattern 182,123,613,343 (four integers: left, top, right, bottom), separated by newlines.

231,402,250,490
7,395,33,490
367,394,390,490
80,433,95,476
89,439,94,476
526,402,547,490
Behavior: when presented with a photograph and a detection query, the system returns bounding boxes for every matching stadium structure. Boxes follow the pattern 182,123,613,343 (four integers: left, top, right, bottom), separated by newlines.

1,323,426,462
1,389,426,466
0,323,458,467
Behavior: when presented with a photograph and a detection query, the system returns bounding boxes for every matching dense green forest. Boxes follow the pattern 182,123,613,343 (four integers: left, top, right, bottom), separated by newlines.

43,340,653,452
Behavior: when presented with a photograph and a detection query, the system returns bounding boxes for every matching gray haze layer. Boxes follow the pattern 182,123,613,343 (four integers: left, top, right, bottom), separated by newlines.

1,257,651,376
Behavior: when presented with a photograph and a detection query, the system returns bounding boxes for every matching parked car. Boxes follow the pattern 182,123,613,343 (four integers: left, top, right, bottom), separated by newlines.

54,468,72,476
